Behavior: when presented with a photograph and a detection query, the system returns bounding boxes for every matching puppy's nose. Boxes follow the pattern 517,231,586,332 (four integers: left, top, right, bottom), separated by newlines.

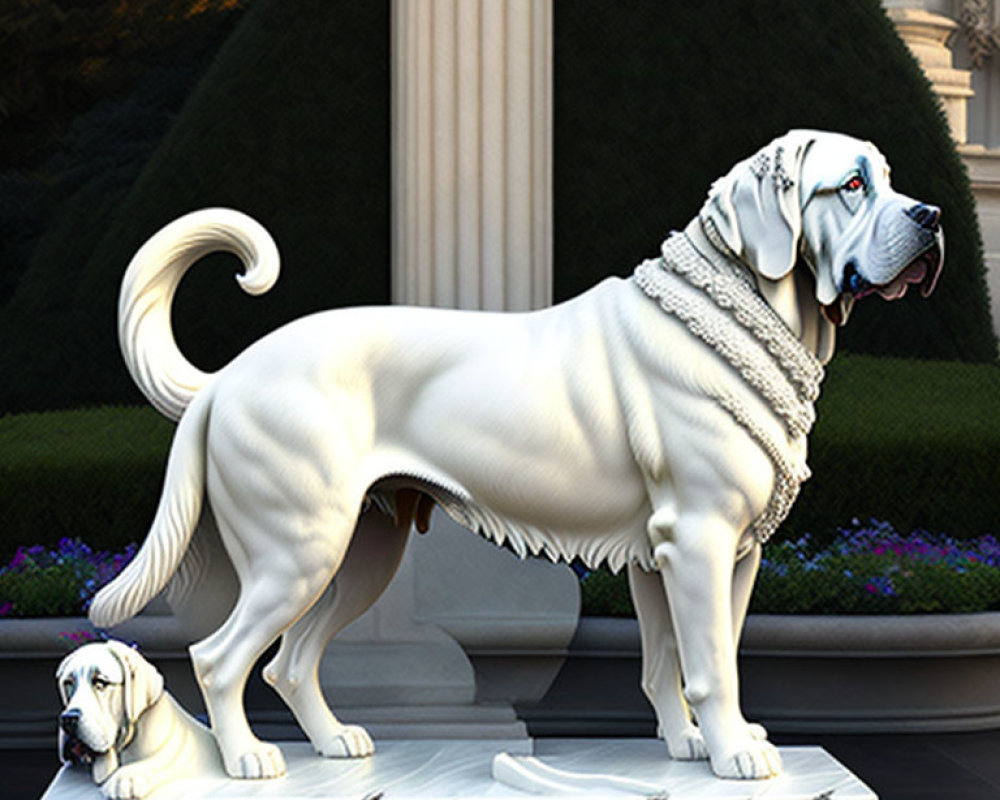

60,709,81,736
906,203,941,231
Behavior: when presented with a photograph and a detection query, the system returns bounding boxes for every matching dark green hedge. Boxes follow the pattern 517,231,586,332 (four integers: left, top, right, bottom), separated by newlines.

2,0,994,415
3,354,999,565
554,0,996,363
788,354,1000,545
0,0,390,413
0,407,174,562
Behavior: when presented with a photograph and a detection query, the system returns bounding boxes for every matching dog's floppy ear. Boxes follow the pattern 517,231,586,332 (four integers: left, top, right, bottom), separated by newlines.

56,654,74,705
105,640,164,723
702,130,816,281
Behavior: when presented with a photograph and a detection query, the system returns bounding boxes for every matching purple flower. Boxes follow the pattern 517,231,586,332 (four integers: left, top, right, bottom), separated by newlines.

58,628,100,648
0,539,138,618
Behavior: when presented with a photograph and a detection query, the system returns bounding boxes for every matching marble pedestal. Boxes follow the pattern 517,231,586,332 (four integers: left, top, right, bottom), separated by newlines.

41,739,875,799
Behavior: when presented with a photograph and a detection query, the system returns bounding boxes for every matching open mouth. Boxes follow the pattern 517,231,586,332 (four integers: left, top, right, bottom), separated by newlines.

858,240,943,301
823,238,943,326
62,734,100,765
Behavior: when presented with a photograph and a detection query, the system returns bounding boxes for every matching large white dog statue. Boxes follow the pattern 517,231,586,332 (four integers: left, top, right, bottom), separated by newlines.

90,130,943,781
57,641,221,799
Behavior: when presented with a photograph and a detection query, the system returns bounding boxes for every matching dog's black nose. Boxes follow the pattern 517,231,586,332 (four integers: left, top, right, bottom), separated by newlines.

842,260,870,295
906,203,941,231
60,709,81,736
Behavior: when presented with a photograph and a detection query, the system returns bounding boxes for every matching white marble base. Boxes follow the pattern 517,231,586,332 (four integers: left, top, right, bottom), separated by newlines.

41,738,876,799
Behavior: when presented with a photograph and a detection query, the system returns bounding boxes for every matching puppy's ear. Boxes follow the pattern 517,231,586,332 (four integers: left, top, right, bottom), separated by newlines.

105,641,164,722
55,655,74,705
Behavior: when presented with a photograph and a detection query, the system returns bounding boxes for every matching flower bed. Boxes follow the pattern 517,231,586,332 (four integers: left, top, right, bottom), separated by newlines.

0,538,135,618
581,519,1000,616
10,521,1000,619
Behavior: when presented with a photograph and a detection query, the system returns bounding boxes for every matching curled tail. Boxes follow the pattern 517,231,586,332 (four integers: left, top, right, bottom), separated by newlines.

118,208,280,421
91,208,280,627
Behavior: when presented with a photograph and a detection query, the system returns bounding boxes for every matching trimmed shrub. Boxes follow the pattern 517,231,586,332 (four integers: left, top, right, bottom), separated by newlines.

0,407,172,561
0,539,136,618
2,352,998,582
554,0,996,362
787,354,1000,545
0,0,390,413
0,21,238,311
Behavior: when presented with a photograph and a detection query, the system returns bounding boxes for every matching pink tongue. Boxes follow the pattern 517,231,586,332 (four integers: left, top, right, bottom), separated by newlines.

877,260,928,300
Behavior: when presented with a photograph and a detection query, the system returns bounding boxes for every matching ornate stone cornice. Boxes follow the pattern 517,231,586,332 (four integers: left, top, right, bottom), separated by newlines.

960,0,1000,69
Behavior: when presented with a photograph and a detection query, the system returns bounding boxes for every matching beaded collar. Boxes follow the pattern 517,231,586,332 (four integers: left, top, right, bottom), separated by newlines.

632,218,824,543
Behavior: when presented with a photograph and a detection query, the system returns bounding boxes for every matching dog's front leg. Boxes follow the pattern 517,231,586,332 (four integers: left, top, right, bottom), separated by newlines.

99,762,154,800
627,562,707,761
652,511,781,780
731,544,769,744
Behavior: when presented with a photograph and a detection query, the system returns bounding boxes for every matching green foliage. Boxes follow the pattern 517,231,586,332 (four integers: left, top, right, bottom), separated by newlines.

0,0,244,167
3,364,999,615
0,558,86,616
581,522,1000,617
0,537,136,617
0,407,172,561
578,566,635,617
554,0,996,362
786,354,1000,545
0,0,391,412
750,522,1000,615
0,21,236,309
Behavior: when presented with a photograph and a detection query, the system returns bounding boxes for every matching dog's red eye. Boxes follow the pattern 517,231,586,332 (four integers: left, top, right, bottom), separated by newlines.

843,176,864,192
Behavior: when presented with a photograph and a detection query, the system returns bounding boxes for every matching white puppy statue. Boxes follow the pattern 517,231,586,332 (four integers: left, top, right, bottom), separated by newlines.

90,130,943,781
57,640,220,799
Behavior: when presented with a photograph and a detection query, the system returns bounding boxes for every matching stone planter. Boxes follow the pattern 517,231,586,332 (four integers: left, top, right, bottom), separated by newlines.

0,596,575,748
7,611,1000,748
521,614,1000,736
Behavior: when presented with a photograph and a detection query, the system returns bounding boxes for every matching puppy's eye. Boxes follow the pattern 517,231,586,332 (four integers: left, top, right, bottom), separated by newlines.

62,679,75,697
92,677,109,691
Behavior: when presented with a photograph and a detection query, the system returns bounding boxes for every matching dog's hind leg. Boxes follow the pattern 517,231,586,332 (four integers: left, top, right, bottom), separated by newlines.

188,502,355,780
628,561,708,761
262,509,409,758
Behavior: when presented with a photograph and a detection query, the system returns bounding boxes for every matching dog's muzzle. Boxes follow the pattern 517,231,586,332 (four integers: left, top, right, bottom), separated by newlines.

60,710,100,765
844,202,943,300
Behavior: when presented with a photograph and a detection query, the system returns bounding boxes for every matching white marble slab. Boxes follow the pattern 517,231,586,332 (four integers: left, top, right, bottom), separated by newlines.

41,738,876,799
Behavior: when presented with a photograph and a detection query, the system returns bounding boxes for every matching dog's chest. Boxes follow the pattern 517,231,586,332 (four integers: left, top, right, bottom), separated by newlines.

631,227,823,543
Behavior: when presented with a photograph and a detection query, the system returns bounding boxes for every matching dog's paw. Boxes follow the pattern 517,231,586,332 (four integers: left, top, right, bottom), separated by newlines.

662,725,709,761
226,742,287,780
711,739,782,780
100,768,153,800
315,724,375,758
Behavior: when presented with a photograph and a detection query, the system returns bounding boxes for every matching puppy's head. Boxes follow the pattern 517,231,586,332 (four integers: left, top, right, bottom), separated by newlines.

701,129,944,328
56,641,164,781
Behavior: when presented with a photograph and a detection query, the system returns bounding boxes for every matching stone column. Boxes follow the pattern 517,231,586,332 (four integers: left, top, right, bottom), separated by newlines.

884,4,975,143
317,0,576,740
391,0,552,311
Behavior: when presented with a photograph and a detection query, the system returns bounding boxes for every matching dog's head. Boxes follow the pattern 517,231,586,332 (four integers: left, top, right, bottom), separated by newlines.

56,641,164,783
701,129,944,355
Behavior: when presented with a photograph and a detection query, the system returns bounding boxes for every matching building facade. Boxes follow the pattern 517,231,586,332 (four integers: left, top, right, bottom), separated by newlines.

884,0,1000,332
